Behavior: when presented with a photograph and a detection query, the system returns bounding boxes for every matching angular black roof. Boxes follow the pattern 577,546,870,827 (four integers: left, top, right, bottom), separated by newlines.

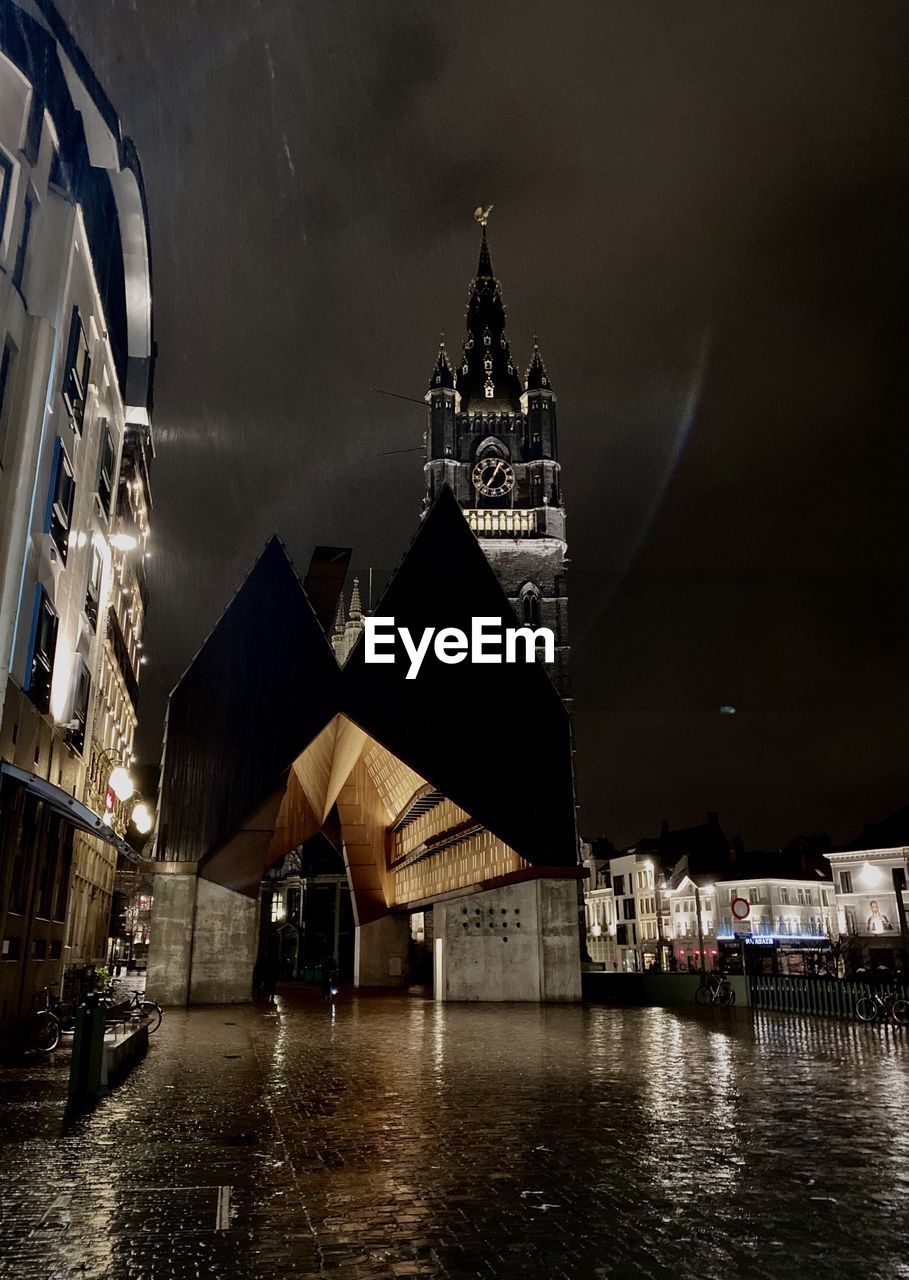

343,487,577,866
157,490,577,872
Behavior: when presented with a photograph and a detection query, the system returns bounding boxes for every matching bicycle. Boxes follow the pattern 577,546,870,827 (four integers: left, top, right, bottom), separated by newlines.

854,990,909,1027
695,971,736,1007
28,983,72,1053
101,980,163,1033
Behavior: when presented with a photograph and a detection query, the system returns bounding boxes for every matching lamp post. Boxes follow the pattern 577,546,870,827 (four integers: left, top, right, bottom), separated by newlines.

694,883,706,974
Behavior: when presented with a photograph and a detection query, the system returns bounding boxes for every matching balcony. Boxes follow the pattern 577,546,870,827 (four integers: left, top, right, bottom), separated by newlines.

466,509,537,536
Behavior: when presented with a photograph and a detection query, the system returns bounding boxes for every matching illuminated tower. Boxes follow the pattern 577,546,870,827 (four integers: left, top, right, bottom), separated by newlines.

423,215,570,700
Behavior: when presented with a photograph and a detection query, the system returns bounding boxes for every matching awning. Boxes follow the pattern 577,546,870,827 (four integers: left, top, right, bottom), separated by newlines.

0,761,141,863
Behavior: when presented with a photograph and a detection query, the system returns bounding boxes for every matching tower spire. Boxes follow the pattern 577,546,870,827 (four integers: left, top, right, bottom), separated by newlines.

524,339,553,392
476,224,494,280
457,207,522,413
348,576,362,622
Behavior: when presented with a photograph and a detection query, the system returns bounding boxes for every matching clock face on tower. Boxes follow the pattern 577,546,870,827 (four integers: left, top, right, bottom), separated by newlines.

472,456,515,498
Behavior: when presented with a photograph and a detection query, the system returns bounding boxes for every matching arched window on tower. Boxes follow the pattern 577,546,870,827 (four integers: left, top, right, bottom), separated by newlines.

520,582,542,628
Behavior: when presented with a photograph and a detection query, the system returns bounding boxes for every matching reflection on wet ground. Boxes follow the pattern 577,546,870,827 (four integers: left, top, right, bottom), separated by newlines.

0,991,907,1277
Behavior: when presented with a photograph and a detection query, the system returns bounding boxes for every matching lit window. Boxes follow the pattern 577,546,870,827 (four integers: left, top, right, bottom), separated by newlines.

25,584,57,714
84,546,103,630
270,891,285,923
96,421,115,514
62,307,91,432
68,660,91,754
45,438,75,563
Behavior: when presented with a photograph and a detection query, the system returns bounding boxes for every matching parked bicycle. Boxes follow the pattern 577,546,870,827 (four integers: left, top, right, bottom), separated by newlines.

695,971,736,1007
101,980,163,1033
854,990,908,1027
28,983,73,1053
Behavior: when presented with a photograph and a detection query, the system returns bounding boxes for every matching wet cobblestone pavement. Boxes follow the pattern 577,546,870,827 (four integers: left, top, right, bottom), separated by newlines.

1,991,907,1279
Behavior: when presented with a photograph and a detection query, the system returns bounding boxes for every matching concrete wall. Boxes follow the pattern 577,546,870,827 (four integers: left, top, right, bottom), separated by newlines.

582,971,751,1008
355,914,411,988
188,878,258,1004
434,878,581,1002
147,868,258,1006
146,870,196,1006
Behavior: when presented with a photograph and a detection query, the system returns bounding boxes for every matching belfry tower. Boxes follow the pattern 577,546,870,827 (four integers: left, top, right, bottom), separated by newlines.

423,213,570,701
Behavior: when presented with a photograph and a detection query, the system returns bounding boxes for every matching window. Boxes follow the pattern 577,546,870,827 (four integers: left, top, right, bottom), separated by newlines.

674,901,681,913
24,584,57,714
270,891,285,923
45,438,75,562
613,875,625,897
68,660,91,755
0,337,14,465
622,898,636,920
779,887,790,905
62,307,91,432
97,421,115,514
49,147,69,192
839,871,852,895
0,151,13,240
84,546,103,630
520,583,541,628
821,889,830,906
12,193,32,294
22,90,43,166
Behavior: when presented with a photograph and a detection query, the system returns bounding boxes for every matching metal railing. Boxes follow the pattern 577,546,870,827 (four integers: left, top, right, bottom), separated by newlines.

749,974,908,1020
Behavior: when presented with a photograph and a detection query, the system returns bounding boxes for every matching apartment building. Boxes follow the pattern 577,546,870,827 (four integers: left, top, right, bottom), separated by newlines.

0,0,154,1040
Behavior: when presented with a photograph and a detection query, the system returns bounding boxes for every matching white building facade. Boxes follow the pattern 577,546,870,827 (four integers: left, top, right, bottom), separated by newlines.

0,0,154,1040
827,845,909,970
663,873,835,974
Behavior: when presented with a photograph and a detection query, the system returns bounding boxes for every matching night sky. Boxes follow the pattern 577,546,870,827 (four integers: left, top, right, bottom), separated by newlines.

56,1,909,850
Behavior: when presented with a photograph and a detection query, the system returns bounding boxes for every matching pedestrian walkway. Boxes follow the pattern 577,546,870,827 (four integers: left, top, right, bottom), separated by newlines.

0,991,906,1278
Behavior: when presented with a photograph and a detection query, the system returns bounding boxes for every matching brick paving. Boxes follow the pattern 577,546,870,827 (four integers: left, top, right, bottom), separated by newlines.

0,991,907,1278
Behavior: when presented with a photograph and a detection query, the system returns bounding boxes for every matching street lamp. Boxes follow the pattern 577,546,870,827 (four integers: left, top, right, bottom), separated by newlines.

131,801,153,835
108,765,134,802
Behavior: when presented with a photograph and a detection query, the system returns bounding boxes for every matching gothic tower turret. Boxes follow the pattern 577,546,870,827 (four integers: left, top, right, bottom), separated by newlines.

423,213,570,701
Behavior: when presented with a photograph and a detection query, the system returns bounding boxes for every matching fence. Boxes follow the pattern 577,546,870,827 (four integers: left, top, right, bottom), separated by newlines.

749,974,908,1020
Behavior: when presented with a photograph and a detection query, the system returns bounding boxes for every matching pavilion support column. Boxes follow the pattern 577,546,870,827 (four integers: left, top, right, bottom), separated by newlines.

354,913,412,988
433,878,581,1002
147,865,259,1005
146,863,198,1006
188,878,259,1004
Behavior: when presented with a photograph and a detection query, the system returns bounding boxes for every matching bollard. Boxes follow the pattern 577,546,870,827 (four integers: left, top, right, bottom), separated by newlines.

68,991,105,1099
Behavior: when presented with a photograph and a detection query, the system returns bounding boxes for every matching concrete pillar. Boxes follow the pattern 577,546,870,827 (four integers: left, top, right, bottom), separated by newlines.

146,867,258,1006
354,914,411,988
146,867,197,1006
433,878,581,1002
188,878,258,1004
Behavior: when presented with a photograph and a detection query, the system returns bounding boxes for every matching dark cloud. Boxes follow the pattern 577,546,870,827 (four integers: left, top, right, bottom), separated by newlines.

55,0,909,848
